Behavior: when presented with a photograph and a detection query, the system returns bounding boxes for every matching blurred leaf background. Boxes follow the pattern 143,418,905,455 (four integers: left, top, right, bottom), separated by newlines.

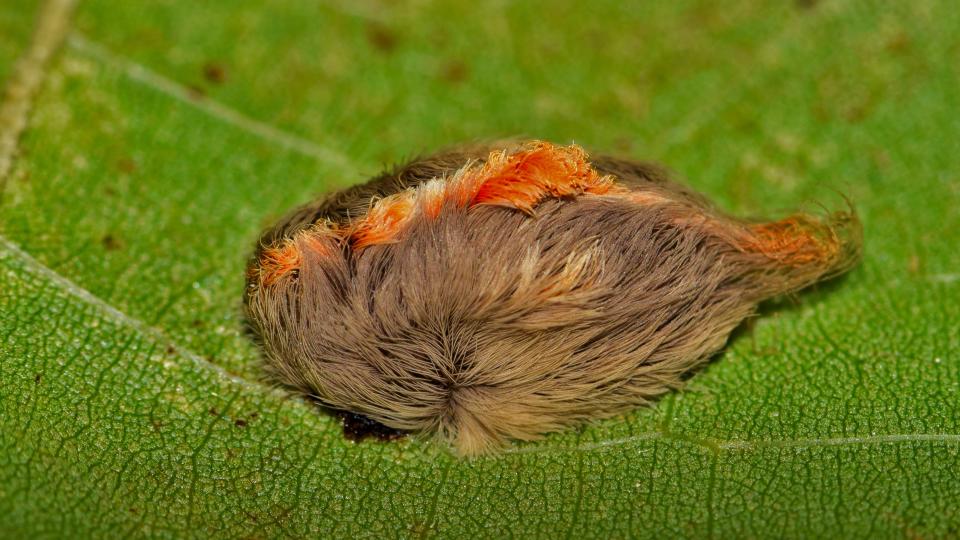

1,0,959,537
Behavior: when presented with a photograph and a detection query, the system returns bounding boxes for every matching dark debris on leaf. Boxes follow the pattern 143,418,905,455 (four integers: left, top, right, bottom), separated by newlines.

101,233,124,251
366,23,398,53
202,62,227,85
338,410,407,442
440,60,469,84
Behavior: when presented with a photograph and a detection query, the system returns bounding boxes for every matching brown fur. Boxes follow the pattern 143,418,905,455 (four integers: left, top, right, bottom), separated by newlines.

245,140,862,456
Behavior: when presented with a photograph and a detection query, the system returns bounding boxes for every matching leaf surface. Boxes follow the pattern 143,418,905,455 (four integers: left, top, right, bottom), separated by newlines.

2,1,959,537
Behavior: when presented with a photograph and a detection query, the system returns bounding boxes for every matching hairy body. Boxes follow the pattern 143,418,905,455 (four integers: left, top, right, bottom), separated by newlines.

245,141,861,455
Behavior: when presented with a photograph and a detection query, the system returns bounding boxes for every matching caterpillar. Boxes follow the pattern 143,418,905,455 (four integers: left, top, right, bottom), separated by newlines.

245,140,861,456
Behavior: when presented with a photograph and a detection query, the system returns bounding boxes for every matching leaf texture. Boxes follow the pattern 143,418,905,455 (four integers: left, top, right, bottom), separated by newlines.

1,0,959,537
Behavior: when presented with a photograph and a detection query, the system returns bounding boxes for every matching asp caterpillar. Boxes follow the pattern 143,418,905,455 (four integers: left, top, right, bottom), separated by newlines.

245,141,861,456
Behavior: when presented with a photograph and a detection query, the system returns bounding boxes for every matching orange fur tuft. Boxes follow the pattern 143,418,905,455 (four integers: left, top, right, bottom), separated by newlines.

742,215,840,266
419,179,447,219
257,227,334,285
453,141,616,213
258,241,302,286
348,142,616,249
350,191,416,249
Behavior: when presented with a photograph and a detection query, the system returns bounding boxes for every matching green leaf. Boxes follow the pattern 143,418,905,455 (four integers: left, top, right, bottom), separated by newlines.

0,1,41,85
2,0,959,537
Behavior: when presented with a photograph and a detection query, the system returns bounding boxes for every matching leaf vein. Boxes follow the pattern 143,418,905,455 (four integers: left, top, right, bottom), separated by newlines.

506,431,960,456
66,33,358,173
0,233,282,396
0,0,78,188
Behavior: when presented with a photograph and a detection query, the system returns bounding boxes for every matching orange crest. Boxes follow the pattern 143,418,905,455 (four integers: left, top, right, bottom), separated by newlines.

452,141,616,213
256,226,335,285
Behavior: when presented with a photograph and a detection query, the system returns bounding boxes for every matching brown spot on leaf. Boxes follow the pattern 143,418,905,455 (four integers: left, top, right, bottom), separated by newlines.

366,23,398,53
440,60,469,84
116,157,137,174
234,418,248,428
843,102,870,123
101,233,124,251
203,62,227,85
34,373,41,385
885,32,911,54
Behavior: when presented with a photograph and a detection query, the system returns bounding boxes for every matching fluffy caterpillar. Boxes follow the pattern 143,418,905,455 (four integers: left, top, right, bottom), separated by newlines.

245,140,861,456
